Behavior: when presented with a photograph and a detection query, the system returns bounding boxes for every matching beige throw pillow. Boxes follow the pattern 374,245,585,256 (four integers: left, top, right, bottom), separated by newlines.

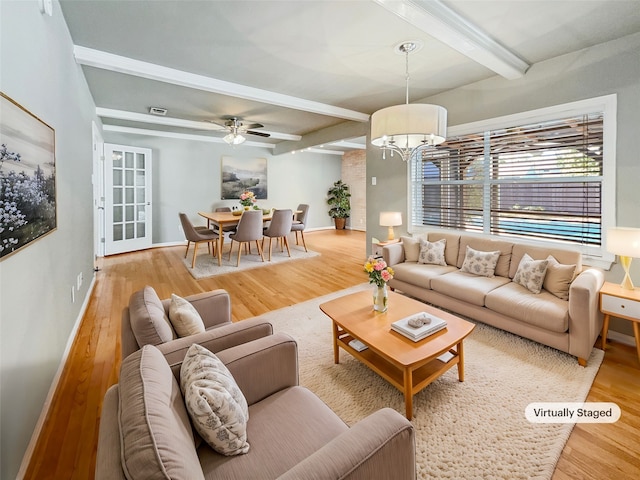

513,254,549,294
169,294,206,337
418,238,447,266
460,246,501,277
180,344,250,456
401,236,420,262
543,255,576,300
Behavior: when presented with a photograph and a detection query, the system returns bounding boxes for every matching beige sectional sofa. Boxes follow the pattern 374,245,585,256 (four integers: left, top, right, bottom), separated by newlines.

96,333,416,479
383,231,605,365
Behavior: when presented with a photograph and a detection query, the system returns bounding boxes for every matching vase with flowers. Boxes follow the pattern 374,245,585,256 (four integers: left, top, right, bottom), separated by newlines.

364,256,394,312
239,191,257,210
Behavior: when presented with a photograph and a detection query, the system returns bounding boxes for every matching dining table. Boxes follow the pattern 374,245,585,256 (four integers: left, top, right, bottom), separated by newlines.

198,209,299,266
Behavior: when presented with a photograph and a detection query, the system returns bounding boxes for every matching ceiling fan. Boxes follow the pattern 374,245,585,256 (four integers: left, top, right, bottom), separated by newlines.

211,117,271,145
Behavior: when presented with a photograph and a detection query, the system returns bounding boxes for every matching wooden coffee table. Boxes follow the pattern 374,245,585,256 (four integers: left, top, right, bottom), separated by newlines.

320,290,475,419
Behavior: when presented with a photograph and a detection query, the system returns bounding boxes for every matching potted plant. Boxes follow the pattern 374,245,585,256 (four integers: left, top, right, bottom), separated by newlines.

327,180,351,230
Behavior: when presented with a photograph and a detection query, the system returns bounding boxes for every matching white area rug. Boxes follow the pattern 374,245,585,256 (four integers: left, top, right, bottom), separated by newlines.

254,284,604,480
182,243,319,279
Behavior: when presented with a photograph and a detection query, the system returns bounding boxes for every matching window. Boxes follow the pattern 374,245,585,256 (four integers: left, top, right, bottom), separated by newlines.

410,96,616,264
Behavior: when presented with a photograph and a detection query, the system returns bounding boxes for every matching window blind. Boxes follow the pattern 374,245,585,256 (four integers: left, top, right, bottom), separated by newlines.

411,113,603,246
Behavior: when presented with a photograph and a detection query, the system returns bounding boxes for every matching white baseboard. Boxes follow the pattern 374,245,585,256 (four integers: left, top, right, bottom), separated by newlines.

16,275,97,479
606,329,636,347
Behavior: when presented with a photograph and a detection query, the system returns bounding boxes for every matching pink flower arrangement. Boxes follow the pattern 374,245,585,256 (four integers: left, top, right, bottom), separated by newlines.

364,256,394,287
239,191,257,207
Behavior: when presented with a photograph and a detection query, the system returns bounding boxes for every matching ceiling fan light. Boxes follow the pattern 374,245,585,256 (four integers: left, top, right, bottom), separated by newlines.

224,133,246,145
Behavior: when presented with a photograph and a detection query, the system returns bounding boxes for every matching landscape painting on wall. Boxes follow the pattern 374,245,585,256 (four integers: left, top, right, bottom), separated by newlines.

0,92,57,260
221,156,267,200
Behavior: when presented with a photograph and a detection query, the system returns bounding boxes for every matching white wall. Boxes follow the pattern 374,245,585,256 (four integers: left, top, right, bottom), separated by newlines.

0,1,98,478
102,133,343,245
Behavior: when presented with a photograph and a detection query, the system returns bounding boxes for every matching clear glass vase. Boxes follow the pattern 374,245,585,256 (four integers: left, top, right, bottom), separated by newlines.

373,284,388,312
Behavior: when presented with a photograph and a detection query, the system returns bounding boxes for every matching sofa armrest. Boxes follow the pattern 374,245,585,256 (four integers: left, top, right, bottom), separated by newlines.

95,385,127,480
382,243,405,267
568,267,605,361
157,317,273,366
216,333,299,406
277,408,415,480
161,289,232,329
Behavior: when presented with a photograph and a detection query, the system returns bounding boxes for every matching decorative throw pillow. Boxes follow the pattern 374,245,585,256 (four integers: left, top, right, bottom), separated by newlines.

418,238,447,266
401,236,420,262
180,344,250,456
460,246,501,277
543,255,576,300
169,294,206,337
513,254,549,294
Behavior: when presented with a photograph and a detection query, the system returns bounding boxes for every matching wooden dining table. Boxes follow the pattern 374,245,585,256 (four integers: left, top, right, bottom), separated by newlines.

198,210,299,266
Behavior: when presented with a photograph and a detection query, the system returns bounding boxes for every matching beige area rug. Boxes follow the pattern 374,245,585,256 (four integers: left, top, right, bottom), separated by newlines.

182,243,319,279
254,284,604,480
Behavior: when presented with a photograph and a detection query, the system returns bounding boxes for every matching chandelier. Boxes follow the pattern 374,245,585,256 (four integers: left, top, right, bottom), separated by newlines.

370,41,447,161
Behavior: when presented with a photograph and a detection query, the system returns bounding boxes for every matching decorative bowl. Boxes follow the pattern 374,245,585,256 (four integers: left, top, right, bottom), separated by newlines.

262,208,271,215
232,210,242,216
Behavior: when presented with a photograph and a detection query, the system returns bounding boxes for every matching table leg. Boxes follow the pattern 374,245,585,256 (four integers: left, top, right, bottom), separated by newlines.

601,313,611,350
632,321,640,364
216,235,222,266
457,341,465,382
333,321,340,364
403,368,413,420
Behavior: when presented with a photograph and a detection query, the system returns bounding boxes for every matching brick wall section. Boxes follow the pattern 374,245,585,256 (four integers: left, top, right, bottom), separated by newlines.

342,150,366,231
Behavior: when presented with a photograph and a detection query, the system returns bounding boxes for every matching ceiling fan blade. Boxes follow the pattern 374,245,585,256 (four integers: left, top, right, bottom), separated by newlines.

247,130,271,138
244,123,264,130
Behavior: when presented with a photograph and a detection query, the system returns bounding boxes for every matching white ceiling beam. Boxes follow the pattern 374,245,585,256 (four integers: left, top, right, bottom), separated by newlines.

76,46,370,122
102,125,276,149
373,0,529,79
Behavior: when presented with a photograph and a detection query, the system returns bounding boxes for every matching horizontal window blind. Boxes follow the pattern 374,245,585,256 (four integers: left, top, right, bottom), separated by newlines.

411,112,603,246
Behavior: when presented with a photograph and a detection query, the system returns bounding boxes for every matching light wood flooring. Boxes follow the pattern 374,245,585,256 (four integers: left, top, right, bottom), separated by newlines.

24,229,639,479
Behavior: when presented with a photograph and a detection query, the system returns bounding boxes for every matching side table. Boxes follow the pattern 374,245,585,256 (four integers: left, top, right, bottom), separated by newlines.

371,239,400,259
599,281,640,363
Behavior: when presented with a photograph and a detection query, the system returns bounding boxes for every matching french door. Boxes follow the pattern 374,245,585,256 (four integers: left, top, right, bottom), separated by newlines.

104,143,152,255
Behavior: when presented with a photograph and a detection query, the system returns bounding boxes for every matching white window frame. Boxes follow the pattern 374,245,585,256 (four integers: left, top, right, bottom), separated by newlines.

408,94,617,269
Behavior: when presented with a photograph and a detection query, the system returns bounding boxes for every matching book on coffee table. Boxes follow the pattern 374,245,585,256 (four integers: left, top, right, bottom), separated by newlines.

391,312,447,342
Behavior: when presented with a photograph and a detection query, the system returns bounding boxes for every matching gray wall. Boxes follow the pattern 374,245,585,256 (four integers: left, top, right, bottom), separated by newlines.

103,133,342,242
0,1,98,478
367,32,640,337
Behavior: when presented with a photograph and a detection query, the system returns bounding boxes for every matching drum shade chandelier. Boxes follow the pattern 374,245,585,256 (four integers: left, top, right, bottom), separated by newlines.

371,41,447,161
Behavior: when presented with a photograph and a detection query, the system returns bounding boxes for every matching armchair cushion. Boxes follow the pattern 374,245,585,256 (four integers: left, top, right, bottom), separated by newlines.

181,344,250,456
169,294,206,337
129,286,176,348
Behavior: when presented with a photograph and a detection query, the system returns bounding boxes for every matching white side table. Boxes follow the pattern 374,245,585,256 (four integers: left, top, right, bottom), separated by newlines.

599,281,640,363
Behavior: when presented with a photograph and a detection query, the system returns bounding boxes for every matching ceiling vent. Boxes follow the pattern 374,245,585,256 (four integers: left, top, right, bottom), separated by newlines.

149,107,167,116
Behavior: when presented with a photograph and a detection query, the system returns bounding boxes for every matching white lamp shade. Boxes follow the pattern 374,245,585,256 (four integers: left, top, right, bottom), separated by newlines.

379,211,402,227
606,227,640,257
371,104,447,148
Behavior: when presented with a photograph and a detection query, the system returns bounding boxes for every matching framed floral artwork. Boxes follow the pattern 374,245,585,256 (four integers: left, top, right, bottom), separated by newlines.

221,156,267,200
0,92,57,259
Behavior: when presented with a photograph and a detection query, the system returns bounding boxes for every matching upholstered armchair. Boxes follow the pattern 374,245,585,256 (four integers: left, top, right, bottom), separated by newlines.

121,285,273,364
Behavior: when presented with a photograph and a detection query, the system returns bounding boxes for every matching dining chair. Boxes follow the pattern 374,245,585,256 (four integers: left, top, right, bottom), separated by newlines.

228,210,265,266
291,203,309,252
179,213,219,268
262,209,293,261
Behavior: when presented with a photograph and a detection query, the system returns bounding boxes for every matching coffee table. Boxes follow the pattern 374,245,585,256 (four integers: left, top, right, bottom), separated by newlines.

320,290,475,419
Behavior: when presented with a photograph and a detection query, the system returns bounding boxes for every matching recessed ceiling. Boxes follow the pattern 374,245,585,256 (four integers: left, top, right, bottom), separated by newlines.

58,0,640,154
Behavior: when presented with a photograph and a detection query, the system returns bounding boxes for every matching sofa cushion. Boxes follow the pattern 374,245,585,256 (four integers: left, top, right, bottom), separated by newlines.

400,236,421,262
431,271,511,306
485,282,570,333
544,256,576,301
118,345,203,480
181,344,250,456
169,294,206,337
391,262,458,289
418,238,447,266
509,244,581,279
513,254,549,294
460,246,501,278
198,386,348,479
129,286,177,348
458,236,514,277
427,232,460,266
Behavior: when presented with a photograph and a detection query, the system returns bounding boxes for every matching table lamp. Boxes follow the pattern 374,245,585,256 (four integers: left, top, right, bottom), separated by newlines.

379,212,402,241
606,227,640,289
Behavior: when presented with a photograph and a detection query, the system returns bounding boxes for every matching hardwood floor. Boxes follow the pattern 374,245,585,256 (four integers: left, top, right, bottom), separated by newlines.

24,229,639,479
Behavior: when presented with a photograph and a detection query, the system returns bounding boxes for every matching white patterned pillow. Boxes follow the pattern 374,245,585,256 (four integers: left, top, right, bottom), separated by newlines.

513,253,549,294
418,238,447,266
180,344,250,456
169,294,206,337
460,246,501,277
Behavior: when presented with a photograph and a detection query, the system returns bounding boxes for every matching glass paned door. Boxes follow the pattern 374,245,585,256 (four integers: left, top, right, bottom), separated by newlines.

104,144,152,255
